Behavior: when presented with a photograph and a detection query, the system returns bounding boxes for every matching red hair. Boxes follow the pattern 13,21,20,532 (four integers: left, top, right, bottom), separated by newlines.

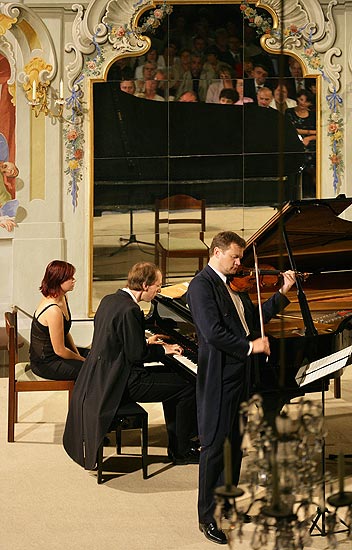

39,260,76,297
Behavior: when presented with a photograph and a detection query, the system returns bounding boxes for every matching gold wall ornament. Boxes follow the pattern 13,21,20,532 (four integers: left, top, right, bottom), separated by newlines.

8,83,16,106
0,14,17,36
22,57,64,119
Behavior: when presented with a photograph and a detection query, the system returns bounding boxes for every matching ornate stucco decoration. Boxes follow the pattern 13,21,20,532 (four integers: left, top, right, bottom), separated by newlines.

65,0,170,90
258,0,341,92
0,2,60,93
0,13,17,35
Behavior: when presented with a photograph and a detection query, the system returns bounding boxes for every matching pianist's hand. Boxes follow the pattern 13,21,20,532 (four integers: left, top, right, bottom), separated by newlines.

280,270,296,295
147,334,169,345
164,343,183,356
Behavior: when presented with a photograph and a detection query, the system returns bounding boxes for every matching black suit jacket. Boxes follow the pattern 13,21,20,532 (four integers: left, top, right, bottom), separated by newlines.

63,290,165,469
187,265,289,447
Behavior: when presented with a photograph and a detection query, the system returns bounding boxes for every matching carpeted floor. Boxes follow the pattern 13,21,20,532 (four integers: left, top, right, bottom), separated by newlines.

1,359,352,550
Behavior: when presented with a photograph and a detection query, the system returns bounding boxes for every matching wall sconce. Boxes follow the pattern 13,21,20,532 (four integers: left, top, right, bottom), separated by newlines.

29,79,64,119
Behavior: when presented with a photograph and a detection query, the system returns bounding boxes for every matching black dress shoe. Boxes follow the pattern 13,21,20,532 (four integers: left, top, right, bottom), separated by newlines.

199,522,227,545
172,447,200,465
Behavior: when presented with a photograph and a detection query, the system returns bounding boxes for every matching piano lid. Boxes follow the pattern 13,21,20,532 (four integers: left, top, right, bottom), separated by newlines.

93,83,305,182
243,196,352,275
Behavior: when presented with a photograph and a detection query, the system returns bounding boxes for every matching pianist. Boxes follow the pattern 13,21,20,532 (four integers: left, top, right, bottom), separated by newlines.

187,231,296,545
63,262,199,470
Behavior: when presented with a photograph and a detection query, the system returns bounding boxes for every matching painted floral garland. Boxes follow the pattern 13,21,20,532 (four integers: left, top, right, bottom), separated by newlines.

63,77,85,211
240,1,344,194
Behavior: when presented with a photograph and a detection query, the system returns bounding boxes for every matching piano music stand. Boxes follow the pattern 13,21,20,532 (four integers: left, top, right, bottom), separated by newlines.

109,208,154,256
296,346,352,536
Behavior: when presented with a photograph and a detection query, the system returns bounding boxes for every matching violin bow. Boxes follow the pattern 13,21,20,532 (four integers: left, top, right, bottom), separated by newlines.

253,242,266,342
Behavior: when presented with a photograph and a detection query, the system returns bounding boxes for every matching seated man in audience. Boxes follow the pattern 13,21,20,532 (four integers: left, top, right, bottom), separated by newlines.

257,86,273,108
176,54,214,102
63,262,199,471
119,79,136,95
244,63,272,102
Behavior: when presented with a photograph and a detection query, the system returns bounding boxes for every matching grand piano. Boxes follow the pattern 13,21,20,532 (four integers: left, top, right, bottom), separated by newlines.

146,196,352,408
93,83,305,214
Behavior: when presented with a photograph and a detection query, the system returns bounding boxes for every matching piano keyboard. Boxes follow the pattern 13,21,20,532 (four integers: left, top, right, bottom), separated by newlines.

145,326,198,376
172,354,198,375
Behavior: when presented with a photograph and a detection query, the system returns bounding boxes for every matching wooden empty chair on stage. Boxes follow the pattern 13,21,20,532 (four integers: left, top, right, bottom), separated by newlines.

96,401,148,483
5,309,75,442
154,194,209,283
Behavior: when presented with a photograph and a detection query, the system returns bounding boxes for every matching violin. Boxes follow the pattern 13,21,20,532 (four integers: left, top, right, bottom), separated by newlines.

228,265,309,293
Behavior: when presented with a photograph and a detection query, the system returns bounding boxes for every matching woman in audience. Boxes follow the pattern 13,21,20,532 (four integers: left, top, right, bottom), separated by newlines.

29,260,86,380
205,63,235,103
286,89,316,197
269,82,297,112
233,78,254,105
285,89,316,146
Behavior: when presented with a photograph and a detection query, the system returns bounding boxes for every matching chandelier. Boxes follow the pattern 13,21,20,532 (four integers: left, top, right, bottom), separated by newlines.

214,394,351,549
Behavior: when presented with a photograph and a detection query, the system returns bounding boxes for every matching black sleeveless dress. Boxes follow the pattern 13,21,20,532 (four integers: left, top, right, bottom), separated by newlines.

29,301,83,381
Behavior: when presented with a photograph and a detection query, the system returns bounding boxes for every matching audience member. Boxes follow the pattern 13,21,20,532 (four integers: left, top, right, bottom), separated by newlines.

172,48,192,93
219,88,239,104
191,35,208,59
286,58,307,98
205,63,235,103
257,86,273,107
119,79,136,95
176,53,214,102
269,82,297,112
243,58,254,78
154,69,171,99
178,90,199,102
286,89,316,197
244,63,272,102
29,260,86,381
228,35,243,76
135,62,157,93
134,48,164,80
212,27,234,67
135,78,165,101
234,78,254,105
202,46,222,77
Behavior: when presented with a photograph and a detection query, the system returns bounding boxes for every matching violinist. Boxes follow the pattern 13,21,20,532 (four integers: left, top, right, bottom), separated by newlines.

187,231,296,545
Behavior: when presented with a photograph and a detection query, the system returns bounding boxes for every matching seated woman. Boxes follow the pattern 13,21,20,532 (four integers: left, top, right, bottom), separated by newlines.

29,260,86,380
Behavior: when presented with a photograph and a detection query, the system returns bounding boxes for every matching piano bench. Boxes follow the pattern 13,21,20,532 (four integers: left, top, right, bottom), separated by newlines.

96,401,148,483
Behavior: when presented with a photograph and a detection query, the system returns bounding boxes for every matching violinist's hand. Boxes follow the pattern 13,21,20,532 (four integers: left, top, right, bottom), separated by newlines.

164,343,183,356
280,270,296,295
147,334,168,345
252,337,270,356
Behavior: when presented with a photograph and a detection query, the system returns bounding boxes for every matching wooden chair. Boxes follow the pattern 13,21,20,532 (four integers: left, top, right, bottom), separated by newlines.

96,401,148,483
154,194,209,283
5,310,75,442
